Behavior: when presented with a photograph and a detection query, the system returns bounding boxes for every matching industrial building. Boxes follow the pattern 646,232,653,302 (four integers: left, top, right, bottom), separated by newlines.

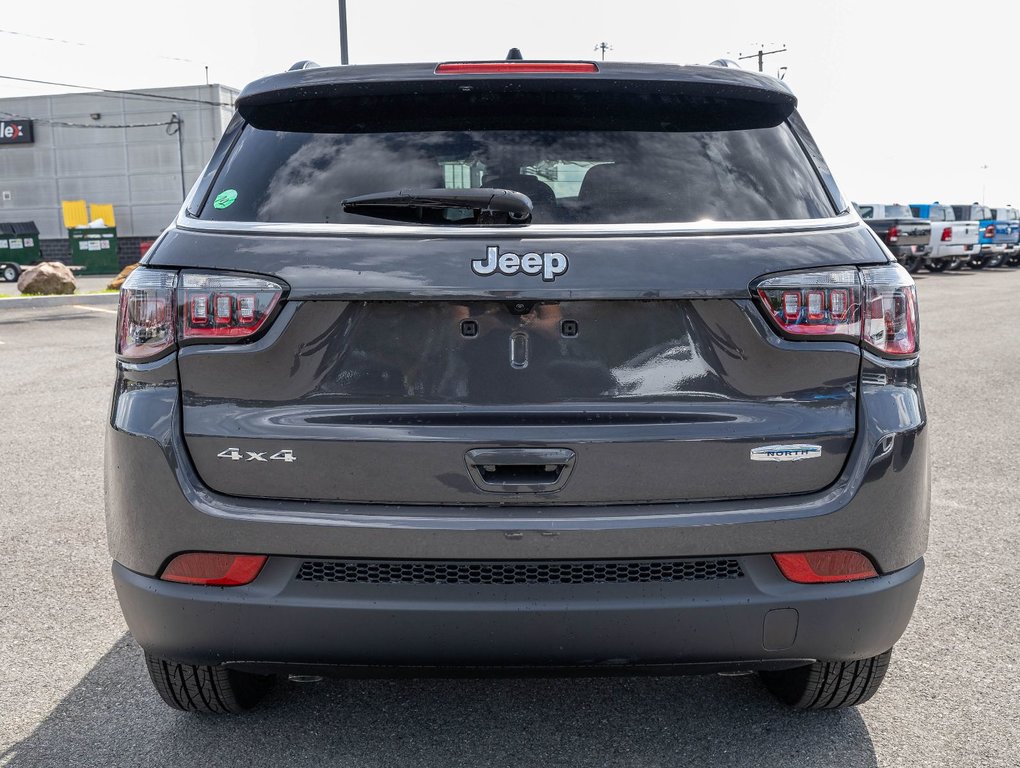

0,83,237,268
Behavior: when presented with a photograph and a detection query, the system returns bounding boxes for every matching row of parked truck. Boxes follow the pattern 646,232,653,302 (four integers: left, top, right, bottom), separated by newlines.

856,202,1020,272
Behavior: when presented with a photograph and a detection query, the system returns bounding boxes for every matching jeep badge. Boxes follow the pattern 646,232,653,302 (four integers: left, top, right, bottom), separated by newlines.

472,246,568,282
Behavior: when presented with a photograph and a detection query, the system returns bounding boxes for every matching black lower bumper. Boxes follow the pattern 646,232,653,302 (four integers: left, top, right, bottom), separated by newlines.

113,555,923,673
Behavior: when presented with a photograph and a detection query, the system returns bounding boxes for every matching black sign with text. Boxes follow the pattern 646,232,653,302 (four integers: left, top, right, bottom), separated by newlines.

0,119,33,145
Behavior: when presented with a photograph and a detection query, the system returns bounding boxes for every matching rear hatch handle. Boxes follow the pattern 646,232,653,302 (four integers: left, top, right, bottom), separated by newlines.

465,448,576,493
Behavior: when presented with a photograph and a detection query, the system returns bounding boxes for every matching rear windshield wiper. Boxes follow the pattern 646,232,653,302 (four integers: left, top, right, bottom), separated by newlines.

341,187,533,225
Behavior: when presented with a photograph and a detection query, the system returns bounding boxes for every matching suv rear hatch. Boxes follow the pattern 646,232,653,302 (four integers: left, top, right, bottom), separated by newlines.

166,61,878,506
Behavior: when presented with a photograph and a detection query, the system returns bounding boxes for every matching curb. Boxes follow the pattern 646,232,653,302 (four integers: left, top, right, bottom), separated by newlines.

0,291,120,310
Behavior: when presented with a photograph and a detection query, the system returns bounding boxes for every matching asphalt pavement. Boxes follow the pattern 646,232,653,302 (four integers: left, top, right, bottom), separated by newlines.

0,269,1017,767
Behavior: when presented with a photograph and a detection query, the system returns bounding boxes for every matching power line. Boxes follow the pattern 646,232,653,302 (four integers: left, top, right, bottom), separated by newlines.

0,109,175,129
0,74,232,108
0,27,205,67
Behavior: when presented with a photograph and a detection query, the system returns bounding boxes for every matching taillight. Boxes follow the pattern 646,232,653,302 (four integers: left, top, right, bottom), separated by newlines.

773,550,878,583
160,553,267,586
754,265,918,357
887,225,899,242
985,224,996,238
117,268,177,361
862,264,919,356
180,273,283,341
117,268,286,361
436,61,598,74
941,227,952,242
756,270,861,339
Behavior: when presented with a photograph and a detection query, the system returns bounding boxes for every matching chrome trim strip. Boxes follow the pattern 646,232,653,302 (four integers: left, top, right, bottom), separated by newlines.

174,210,862,238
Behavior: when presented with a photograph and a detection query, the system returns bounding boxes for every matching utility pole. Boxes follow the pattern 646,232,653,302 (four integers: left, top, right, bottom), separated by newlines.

738,44,787,73
594,42,612,61
339,0,350,65
167,114,186,201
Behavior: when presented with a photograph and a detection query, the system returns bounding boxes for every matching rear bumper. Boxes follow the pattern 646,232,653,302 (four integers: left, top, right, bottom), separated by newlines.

113,556,924,670
932,242,979,259
888,244,928,260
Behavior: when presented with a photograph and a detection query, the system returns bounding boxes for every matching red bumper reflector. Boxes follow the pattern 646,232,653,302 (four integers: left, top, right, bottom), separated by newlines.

436,62,598,74
160,553,267,586
773,550,879,584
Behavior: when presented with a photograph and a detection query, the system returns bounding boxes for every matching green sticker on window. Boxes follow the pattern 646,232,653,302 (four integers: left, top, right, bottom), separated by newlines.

213,189,238,209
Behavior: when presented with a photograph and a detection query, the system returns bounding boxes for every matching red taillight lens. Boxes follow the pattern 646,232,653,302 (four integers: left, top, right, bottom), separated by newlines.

436,61,598,74
985,224,996,238
117,269,286,359
862,264,918,356
941,227,952,242
117,268,177,361
755,265,917,357
773,550,878,583
887,225,899,242
829,289,850,320
160,553,267,586
756,270,861,339
181,273,283,341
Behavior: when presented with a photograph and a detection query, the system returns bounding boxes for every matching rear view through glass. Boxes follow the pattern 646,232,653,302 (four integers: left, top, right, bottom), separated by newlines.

200,124,835,225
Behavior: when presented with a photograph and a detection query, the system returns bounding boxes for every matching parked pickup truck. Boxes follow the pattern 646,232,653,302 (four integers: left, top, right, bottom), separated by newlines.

909,203,980,271
951,204,1010,268
855,203,932,273
990,207,1020,266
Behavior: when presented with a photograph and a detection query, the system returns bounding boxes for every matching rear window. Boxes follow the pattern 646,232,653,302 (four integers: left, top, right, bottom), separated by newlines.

913,205,951,221
199,124,835,225
954,205,992,220
884,205,912,218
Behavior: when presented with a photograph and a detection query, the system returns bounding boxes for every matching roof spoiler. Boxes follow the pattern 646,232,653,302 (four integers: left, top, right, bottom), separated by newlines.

237,62,797,133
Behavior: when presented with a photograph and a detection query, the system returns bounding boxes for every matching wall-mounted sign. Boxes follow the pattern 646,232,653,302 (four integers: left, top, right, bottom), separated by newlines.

0,119,33,145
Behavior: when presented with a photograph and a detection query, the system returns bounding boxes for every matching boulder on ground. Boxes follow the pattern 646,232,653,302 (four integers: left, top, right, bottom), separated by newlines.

17,262,77,295
108,263,140,291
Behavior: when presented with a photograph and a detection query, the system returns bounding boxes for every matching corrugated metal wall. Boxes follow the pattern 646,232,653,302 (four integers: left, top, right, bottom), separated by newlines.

0,84,237,240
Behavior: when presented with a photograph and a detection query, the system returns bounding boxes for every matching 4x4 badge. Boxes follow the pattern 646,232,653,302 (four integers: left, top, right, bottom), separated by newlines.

472,246,568,282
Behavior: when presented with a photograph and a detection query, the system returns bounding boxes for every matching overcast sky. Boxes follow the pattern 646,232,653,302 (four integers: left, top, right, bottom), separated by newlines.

1,0,1016,207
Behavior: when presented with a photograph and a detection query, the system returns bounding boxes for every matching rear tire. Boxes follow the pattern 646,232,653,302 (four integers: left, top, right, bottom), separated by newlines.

902,253,923,273
144,652,275,713
1,264,18,282
969,255,986,269
925,259,949,273
759,649,893,710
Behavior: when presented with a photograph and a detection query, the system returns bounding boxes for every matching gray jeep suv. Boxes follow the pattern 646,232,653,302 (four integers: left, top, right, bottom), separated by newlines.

106,56,929,713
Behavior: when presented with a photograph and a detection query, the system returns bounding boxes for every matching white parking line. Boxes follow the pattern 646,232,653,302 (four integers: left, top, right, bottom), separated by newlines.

72,304,118,314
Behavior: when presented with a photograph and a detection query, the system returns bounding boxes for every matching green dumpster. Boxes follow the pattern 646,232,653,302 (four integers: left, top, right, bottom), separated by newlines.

69,227,119,275
0,221,42,267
